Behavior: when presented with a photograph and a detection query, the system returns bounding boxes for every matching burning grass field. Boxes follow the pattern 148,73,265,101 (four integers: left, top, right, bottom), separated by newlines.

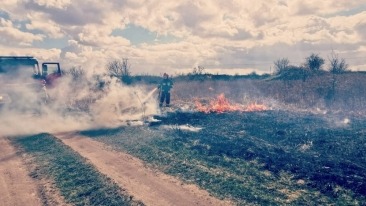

4,73,366,205
80,109,366,205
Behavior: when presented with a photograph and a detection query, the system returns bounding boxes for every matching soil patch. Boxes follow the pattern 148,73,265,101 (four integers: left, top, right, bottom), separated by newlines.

55,132,232,206
0,137,41,206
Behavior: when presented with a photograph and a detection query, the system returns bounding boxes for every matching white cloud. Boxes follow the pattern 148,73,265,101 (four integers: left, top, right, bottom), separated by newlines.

76,25,130,47
33,0,71,9
1,0,366,74
0,17,44,46
0,45,61,62
25,12,64,38
287,0,366,16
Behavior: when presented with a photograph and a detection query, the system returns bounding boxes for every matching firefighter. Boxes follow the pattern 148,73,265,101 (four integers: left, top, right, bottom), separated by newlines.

158,73,173,107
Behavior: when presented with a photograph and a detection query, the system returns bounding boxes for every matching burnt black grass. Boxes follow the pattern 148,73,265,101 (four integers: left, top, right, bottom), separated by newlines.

12,133,143,206
80,110,366,205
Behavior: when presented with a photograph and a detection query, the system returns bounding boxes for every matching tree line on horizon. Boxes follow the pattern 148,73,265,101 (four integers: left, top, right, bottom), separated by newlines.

273,50,349,76
65,50,357,85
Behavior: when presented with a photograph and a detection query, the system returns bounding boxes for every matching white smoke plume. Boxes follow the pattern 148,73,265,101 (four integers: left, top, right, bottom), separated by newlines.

0,72,159,137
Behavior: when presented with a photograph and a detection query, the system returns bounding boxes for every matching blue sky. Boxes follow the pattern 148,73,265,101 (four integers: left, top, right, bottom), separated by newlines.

111,24,179,45
1,0,366,75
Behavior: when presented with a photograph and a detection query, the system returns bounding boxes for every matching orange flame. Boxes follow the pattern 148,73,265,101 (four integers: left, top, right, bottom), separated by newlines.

195,93,267,113
244,103,268,112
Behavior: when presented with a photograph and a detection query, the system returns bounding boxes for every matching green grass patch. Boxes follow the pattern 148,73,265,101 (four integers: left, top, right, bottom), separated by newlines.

13,133,143,206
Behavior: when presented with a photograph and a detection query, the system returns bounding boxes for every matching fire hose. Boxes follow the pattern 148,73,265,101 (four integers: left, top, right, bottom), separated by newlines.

133,87,159,121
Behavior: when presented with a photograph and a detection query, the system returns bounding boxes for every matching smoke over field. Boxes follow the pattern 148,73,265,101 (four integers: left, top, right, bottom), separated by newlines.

0,74,159,136
3,70,366,137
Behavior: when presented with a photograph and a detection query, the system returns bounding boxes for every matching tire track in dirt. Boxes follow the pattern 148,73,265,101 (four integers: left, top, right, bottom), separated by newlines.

0,137,41,206
55,132,233,206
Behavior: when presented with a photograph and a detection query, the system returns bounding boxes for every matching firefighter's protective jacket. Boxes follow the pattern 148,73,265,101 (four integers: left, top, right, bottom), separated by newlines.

158,78,173,92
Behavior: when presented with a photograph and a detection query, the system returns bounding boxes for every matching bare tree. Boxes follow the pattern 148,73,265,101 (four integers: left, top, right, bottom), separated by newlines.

107,58,132,84
273,58,289,74
107,60,123,77
192,65,205,75
305,53,325,72
328,51,348,74
120,58,131,84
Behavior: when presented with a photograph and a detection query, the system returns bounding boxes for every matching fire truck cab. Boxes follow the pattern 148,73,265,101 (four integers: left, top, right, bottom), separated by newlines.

0,56,62,109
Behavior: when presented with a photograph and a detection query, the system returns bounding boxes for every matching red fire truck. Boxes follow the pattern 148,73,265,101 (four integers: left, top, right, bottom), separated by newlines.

0,56,62,111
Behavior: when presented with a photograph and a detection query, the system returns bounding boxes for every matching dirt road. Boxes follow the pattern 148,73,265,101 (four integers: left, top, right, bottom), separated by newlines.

55,133,232,206
0,137,41,206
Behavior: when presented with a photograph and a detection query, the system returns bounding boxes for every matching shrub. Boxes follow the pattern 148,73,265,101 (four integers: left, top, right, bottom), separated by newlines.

305,53,325,72
328,51,348,74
